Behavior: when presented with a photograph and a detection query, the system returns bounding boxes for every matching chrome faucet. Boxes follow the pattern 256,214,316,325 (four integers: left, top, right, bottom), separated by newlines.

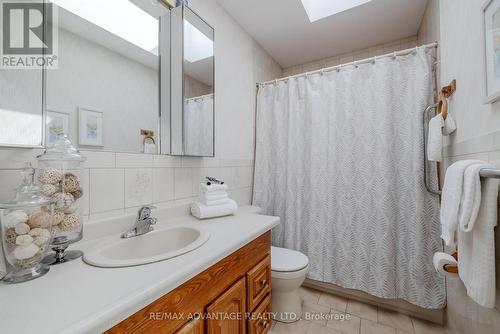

121,206,158,238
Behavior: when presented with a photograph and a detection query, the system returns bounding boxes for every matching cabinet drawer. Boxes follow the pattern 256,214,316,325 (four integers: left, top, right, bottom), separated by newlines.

246,255,271,311
248,294,272,334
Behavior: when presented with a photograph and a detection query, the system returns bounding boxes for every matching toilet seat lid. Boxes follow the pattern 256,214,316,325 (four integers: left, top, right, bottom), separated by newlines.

271,246,309,272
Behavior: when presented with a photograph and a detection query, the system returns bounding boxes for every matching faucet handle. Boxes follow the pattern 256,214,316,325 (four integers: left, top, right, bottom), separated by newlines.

137,206,157,220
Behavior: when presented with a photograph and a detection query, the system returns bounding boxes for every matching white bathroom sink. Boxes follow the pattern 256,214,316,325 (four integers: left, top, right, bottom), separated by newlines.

83,226,210,268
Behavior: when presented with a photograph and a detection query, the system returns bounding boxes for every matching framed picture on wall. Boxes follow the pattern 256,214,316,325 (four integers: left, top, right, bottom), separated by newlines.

78,107,103,146
45,110,69,146
483,0,500,103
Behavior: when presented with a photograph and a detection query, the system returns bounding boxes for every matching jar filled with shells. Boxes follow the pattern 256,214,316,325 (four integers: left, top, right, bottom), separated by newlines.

0,164,54,283
37,134,86,265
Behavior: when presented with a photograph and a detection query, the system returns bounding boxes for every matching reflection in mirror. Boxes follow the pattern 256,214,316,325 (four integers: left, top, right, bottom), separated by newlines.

0,0,43,147
170,5,214,156
45,0,168,153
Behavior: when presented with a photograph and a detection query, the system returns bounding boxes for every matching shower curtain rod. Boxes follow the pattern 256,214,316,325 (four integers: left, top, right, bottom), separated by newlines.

257,41,438,87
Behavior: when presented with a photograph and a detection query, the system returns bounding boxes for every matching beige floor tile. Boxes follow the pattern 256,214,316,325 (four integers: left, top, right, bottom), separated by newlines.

377,308,413,333
274,319,311,334
318,293,348,312
361,319,396,334
300,286,322,304
346,299,378,321
326,312,361,334
303,302,332,325
307,323,344,334
411,318,447,334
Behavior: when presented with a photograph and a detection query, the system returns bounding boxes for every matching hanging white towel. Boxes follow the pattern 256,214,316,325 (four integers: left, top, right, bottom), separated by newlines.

427,113,457,162
457,163,498,308
443,113,457,135
427,114,444,162
440,160,483,247
458,163,484,232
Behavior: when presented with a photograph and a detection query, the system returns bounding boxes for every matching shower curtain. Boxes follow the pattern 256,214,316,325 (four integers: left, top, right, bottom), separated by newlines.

253,48,445,309
183,94,214,156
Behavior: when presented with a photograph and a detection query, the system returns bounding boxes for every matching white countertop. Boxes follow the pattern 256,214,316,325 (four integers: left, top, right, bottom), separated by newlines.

0,206,279,334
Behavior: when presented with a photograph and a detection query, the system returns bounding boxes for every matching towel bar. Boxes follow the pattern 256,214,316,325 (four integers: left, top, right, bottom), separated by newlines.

479,168,500,178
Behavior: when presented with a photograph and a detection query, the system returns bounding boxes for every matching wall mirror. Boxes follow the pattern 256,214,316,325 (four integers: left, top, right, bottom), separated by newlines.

169,5,215,156
45,0,169,154
0,0,170,153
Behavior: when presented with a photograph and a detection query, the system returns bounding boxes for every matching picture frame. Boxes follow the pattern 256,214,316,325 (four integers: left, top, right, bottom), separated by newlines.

483,0,500,103
78,107,103,146
45,110,69,146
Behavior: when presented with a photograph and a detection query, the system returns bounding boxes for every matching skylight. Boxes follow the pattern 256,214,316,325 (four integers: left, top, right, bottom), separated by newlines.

301,0,372,22
50,0,159,54
184,20,213,63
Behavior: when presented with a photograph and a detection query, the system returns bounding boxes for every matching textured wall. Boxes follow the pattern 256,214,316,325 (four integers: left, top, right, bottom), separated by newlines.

423,0,500,332
282,36,418,77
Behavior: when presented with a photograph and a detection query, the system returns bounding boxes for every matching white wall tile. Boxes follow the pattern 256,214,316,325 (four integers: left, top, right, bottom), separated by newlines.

0,149,42,169
81,151,115,169
181,157,220,168
125,168,153,208
153,155,182,168
174,168,193,199
81,169,90,215
230,187,253,206
89,169,125,213
0,170,23,202
191,167,233,194
116,153,153,168
232,166,254,189
153,168,174,203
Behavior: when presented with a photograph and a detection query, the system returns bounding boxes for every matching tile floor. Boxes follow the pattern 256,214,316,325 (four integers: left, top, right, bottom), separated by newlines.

268,286,448,334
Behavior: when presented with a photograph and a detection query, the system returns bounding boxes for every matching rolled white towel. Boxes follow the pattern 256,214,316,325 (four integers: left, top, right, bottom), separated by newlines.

198,196,230,206
199,183,228,193
191,199,238,219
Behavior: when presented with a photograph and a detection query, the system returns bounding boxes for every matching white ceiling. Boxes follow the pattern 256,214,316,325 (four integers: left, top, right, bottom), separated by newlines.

217,0,429,68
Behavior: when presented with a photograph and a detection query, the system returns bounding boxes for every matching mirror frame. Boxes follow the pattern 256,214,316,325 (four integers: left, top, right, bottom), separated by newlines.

170,4,215,157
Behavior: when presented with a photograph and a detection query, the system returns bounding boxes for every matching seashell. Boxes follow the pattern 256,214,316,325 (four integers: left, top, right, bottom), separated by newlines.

51,225,61,237
38,168,62,185
41,183,58,197
33,235,50,247
16,253,41,270
3,210,28,228
13,243,39,260
53,211,65,225
52,192,74,211
62,173,80,193
71,188,83,200
29,227,51,239
60,214,80,232
64,202,79,214
14,223,30,235
15,234,33,246
4,228,17,248
28,211,50,229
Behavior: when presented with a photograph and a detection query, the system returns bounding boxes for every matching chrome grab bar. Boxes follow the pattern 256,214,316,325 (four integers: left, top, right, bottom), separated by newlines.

422,103,442,196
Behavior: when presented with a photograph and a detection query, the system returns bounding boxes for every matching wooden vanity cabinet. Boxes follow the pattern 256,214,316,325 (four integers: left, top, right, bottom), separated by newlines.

106,231,272,334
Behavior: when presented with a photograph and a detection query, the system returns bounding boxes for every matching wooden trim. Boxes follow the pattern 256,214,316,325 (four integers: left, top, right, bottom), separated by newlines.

105,232,271,334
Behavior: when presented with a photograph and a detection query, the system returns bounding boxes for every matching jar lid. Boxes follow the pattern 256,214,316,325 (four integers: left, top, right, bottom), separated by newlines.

37,134,86,162
0,163,54,209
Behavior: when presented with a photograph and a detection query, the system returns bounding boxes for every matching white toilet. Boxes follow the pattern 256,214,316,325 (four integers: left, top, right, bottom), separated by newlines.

271,246,309,323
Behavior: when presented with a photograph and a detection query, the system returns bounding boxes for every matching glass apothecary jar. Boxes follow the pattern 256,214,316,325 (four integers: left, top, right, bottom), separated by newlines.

37,134,86,265
0,164,54,283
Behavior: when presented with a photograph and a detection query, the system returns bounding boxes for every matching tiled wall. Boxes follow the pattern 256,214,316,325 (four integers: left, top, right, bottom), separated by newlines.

282,36,418,77
0,149,254,222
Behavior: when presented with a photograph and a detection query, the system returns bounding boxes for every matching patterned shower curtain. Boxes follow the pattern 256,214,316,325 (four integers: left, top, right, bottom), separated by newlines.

252,48,445,309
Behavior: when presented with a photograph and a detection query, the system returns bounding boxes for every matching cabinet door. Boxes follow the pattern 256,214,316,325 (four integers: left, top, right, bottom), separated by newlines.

176,317,204,334
206,277,246,334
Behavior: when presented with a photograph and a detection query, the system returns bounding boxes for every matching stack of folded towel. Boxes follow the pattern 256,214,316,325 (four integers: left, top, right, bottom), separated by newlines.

191,179,238,219
438,159,499,308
